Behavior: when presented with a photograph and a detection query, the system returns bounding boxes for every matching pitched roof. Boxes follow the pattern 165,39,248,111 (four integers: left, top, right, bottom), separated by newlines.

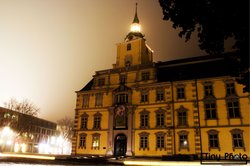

156,52,239,82
78,78,94,92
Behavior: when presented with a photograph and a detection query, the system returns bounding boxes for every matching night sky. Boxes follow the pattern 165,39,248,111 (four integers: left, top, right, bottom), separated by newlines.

0,0,206,122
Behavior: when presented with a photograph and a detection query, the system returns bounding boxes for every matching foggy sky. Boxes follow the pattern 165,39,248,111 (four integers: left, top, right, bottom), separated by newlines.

0,0,205,122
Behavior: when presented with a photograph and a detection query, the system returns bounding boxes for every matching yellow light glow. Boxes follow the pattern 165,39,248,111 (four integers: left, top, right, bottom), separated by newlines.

0,153,55,160
14,143,19,152
130,23,141,32
21,143,27,153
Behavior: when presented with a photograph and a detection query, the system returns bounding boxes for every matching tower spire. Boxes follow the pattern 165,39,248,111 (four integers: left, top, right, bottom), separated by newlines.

133,3,139,24
125,3,144,41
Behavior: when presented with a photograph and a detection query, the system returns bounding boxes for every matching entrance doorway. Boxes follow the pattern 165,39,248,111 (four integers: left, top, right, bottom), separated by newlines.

114,134,127,157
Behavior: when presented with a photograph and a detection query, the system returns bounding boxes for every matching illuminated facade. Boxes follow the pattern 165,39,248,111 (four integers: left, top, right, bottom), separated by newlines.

0,107,57,153
72,4,250,158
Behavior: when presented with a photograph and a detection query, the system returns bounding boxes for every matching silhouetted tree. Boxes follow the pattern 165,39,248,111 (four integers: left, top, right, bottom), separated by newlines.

57,116,74,141
159,0,249,92
4,98,39,117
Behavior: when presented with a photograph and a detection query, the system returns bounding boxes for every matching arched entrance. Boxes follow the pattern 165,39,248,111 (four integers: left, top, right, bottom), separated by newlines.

114,134,127,157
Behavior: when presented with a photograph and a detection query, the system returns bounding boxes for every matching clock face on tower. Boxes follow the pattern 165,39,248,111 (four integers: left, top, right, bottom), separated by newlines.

114,105,127,129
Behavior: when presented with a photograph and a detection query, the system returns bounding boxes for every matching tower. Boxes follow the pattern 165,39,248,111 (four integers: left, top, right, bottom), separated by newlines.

114,3,153,69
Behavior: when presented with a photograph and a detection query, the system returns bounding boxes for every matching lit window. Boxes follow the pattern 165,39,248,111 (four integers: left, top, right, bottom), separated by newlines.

178,131,189,150
92,133,100,149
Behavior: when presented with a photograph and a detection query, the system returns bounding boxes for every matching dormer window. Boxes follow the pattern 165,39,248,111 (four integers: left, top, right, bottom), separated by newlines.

226,82,236,96
97,78,105,86
205,84,213,96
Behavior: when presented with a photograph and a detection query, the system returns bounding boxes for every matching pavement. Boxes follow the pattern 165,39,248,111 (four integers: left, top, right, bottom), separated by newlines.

0,153,249,165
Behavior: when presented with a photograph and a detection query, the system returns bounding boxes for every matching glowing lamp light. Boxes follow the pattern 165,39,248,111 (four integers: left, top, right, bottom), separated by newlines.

130,23,141,32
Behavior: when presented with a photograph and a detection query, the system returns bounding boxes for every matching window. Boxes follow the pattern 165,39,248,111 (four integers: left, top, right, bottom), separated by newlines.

177,106,188,126
230,129,244,150
125,55,132,67
95,93,103,106
226,82,236,96
140,109,149,128
156,109,165,128
155,132,165,150
178,131,189,150
207,130,219,150
205,102,217,119
80,113,89,130
92,133,100,149
97,78,105,86
227,100,240,118
83,94,89,107
204,84,213,96
139,132,149,150
156,89,164,101
93,112,102,130
177,87,185,99
141,91,148,103
127,43,131,51
115,93,128,104
141,72,150,81
120,74,126,84
79,133,86,148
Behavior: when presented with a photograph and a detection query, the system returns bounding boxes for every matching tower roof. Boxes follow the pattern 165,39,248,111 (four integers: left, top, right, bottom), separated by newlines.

132,3,139,24
125,3,144,41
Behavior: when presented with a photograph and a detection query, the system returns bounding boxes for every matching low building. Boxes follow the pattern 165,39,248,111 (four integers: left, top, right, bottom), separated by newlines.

72,4,249,159
0,107,57,153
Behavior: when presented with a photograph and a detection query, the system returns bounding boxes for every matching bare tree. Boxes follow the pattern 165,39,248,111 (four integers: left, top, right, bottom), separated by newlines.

57,116,74,141
4,98,39,117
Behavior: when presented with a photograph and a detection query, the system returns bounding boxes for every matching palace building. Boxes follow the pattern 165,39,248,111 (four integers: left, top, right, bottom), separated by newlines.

72,4,249,158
